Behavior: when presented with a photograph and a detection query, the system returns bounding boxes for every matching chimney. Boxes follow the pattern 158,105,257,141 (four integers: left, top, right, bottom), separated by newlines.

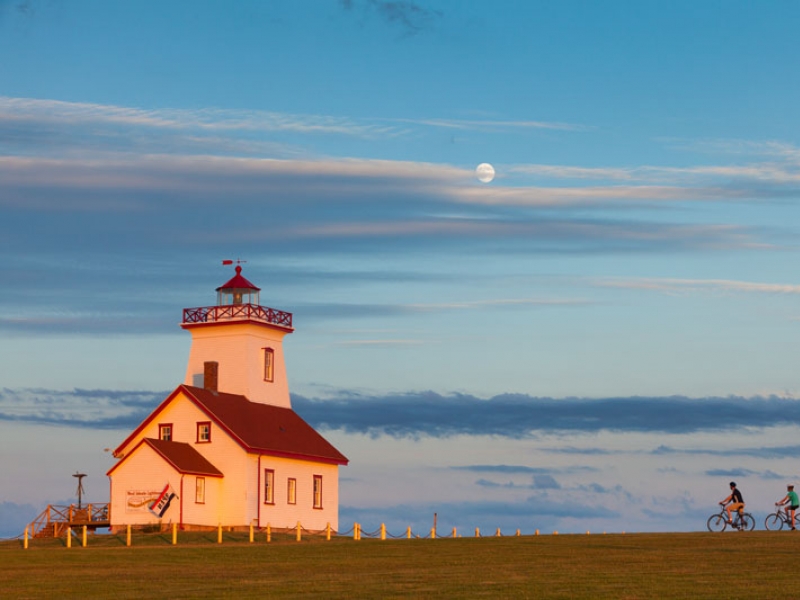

203,361,219,393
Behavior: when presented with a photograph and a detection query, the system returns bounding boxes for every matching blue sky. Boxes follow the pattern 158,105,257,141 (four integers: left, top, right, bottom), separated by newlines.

3,0,800,537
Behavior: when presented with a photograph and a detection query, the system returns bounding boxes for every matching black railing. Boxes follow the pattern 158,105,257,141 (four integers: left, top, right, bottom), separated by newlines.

183,304,293,329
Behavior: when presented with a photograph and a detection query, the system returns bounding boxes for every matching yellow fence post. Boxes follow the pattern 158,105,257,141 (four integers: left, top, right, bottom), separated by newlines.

217,524,222,544
126,524,131,546
452,527,457,538
66,527,72,549
296,521,301,542
380,523,386,540
353,522,358,541
431,526,436,539
495,528,501,537
249,522,254,543
24,526,28,550
266,524,271,543
82,525,87,547
535,529,539,536
406,526,411,539
475,527,480,537
516,529,520,536
172,522,177,545
326,522,331,541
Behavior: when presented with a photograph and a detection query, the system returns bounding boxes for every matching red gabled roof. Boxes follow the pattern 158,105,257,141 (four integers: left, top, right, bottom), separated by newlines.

216,265,260,291
107,438,224,477
113,385,348,466
184,386,348,465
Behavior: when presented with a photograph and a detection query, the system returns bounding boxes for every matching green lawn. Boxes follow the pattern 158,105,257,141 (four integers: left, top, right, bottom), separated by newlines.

1,531,795,598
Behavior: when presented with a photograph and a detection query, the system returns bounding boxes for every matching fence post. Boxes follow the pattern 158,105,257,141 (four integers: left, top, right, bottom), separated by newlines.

406,526,411,539
475,527,480,537
326,522,331,541
431,526,436,539
127,524,131,547
495,528,501,537
66,527,72,549
535,529,539,536
24,526,28,550
82,525,87,547
217,524,222,544
172,522,177,545
452,527,457,538
296,521,301,542
516,529,520,536
266,524,271,543
380,523,386,540
249,522,254,543
353,522,358,541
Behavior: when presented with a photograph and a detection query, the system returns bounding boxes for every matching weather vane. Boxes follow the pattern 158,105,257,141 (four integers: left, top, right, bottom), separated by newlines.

222,259,247,267
73,472,87,509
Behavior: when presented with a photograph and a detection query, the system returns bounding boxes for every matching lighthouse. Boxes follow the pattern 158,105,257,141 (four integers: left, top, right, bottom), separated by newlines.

107,263,347,532
181,264,294,408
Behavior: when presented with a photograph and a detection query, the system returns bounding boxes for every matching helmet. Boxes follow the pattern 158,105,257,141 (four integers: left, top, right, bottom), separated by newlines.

729,482,737,487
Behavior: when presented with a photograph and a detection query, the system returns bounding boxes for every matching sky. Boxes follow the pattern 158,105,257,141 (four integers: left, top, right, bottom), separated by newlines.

2,0,800,537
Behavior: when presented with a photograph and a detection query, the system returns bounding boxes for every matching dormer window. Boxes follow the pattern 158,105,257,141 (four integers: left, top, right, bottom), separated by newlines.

264,347,274,382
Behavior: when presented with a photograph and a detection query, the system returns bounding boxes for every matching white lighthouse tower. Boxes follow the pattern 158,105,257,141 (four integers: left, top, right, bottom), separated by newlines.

181,263,294,408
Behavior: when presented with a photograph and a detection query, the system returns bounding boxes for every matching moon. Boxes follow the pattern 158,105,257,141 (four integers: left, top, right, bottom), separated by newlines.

476,163,495,183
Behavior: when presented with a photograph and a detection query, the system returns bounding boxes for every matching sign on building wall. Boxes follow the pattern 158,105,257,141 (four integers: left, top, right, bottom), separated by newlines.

126,490,162,513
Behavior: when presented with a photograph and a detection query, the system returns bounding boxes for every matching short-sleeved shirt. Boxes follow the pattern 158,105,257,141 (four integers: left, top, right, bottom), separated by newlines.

788,490,798,507
731,488,743,504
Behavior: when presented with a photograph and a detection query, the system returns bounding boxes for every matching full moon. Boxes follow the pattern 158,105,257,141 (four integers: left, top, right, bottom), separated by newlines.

476,162,495,183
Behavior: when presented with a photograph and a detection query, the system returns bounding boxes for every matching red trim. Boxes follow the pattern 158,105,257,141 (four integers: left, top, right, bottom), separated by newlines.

257,455,262,528
179,475,184,530
181,319,293,333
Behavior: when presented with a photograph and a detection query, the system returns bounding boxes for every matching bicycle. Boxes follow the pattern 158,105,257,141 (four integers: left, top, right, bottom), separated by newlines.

707,505,755,532
764,508,798,531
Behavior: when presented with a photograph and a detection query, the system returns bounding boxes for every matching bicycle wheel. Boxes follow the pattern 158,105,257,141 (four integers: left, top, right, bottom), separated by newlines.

765,513,785,531
707,513,728,532
740,513,756,531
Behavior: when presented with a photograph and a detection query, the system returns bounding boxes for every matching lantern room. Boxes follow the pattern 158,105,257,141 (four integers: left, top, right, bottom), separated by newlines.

216,265,260,306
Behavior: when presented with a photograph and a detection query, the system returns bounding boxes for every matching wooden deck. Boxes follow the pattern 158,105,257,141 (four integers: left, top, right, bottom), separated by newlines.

29,504,110,538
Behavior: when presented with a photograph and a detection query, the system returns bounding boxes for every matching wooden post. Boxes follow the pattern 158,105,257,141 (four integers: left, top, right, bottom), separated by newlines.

475,527,480,537
249,523,254,543
326,522,331,541
516,529,521,536
266,524,271,543
452,527,457,538
296,521,301,542
217,524,222,544
66,527,72,549
380,523,386,540
406,526,411,539
82,525,87,547
126,524,131,547
353,522,358,541
172,522,177,545
495,528,501,537
24,526,28,550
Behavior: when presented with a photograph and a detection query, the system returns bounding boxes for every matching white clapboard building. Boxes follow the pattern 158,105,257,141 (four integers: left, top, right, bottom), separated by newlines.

107,264,348,531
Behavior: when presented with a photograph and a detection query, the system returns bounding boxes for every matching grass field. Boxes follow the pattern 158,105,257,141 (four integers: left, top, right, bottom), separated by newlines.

1,530,795,598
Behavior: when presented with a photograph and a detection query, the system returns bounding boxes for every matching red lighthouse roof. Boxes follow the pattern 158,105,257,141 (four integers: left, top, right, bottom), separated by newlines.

216,265,260,292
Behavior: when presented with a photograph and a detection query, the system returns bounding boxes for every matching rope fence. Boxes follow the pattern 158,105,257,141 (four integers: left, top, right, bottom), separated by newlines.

11,521,615,549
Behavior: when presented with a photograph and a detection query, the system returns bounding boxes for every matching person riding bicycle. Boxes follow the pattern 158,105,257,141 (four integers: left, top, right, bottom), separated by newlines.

775,484,799,530
720,481,745,527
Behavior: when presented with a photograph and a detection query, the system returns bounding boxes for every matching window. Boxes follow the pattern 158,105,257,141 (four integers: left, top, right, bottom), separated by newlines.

195,477,205,504
158,424,172,441
313,475,323,509
263,348,274,382
264,469,275,504
287,478,296,505
196,421,211,443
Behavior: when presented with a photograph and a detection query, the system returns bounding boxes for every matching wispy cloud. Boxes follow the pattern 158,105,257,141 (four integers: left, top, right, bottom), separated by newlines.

596,277,800,295
6,388,800,437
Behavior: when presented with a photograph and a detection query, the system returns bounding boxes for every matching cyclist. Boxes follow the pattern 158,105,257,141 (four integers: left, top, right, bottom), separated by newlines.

775,484,799,530
720,481,745,527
